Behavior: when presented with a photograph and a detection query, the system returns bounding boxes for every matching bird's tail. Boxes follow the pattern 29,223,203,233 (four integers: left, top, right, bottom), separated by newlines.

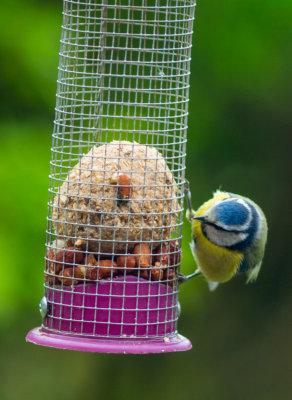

246,262,262,283
208,281,219,291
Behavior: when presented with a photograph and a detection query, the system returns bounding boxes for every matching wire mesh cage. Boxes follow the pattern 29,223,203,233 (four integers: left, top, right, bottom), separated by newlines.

26,0,196,354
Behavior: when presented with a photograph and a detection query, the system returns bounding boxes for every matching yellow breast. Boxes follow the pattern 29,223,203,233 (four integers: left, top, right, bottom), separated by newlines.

192,191,243,283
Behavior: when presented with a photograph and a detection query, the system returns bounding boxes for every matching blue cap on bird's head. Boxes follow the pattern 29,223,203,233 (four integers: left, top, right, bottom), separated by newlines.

194,198,253,233
213,198,251,227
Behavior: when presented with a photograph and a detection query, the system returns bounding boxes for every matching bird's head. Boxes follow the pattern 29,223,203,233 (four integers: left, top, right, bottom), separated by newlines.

193,197,258,250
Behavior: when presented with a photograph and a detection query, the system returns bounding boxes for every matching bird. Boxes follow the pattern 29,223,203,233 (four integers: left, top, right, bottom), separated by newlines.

182,183,268,290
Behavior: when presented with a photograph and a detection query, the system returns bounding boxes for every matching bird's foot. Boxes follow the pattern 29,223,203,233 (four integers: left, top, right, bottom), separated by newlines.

178,270,201,284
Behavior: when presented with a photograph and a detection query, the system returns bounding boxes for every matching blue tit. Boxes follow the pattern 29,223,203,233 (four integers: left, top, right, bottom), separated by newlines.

183,186,268,289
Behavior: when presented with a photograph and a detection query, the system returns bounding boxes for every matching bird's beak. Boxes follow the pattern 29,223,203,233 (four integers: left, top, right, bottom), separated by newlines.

192,215,206,222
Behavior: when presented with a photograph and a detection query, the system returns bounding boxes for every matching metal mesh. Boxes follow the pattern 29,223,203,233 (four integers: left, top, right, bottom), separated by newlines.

43,0,196,339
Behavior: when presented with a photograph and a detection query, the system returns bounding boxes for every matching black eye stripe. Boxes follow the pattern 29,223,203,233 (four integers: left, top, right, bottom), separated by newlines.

202,220,249,234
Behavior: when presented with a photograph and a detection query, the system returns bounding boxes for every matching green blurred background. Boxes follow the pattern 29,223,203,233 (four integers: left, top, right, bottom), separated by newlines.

0,0,291,399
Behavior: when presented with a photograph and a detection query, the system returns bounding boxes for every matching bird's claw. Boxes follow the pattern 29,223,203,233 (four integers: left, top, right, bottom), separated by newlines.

178,270,201,284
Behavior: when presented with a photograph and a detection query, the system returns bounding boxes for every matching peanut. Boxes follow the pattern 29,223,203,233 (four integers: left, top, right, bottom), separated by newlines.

75,239,87,250
75,266,86,279
84,253,98,266
116,255,136,274
98,259,117,279
58,268,79,286
45,248,63,285
44,272,56,286
133,243,151,268
153,241,181,266
163,268,177,287
75,260,117,281
111,173,132,200
151,268,164,281
75,265,98,281
54,247,84,267
139,269,150,280
45,248,63,275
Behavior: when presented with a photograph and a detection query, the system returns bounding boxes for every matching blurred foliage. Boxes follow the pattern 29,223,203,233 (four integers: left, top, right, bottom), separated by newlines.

0,0,291,399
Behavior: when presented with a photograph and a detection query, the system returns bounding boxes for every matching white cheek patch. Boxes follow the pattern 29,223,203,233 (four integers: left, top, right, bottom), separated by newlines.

205,225,248,247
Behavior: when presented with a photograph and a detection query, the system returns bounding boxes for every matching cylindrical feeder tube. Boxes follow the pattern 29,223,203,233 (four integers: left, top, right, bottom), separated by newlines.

26,0,196,354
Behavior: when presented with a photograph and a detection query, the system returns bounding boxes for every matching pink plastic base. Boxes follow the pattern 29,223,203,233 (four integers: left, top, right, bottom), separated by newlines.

44,276,178,336
26,327,192,354
26,276,192,354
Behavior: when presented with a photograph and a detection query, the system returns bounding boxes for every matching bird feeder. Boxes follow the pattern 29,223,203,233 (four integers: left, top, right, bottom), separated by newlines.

26,0,196,354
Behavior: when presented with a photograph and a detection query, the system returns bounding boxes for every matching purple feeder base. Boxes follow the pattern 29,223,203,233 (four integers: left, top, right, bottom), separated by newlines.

26,276,192,354
26,328,192,354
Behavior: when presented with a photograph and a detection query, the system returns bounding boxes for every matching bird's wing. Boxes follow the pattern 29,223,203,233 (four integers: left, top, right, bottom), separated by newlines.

246,261,262,283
